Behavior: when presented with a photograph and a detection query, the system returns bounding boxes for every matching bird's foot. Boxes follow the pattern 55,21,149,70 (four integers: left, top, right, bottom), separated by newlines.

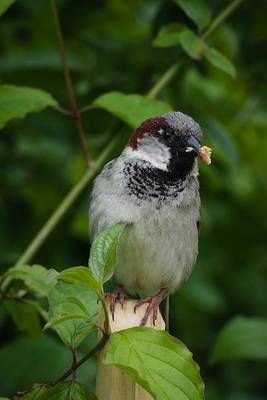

134,289,166,326
105,285,128,321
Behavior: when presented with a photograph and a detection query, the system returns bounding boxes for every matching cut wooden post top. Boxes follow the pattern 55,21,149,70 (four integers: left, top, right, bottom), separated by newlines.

106,299,165,332
96,299,165,400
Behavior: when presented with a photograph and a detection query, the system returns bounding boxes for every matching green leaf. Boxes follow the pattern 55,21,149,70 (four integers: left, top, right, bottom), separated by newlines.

210,316,267,364
14,381,97,400
0,397,11,399
0,0,15,16
89,223,125,284
153,23,186,48
92,92,172,128
204,47,236,77
14,384,47,399
59,266,101,292
105,327,205,400
47,282,99,349
173,0,211,29
4,300,41,339
44,314,90,330
0,85,58,129
44,296,92,330
4,265,55,297
179,30,202,59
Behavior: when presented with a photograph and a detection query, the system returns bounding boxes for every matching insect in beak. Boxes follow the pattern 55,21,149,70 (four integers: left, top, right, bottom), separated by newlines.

199,146,212,165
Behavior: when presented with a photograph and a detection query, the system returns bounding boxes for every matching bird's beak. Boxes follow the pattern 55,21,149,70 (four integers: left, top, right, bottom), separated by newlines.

185,136,201,155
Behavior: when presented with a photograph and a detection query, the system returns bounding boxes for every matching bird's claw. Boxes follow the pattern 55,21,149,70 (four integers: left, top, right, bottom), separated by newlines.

105,285,128,321
134,289,166,326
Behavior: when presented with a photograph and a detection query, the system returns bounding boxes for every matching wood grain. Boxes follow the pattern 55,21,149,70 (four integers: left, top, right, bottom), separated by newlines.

96,299,165,400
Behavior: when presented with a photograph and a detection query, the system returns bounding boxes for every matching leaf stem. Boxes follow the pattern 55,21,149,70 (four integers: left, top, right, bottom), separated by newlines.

80,104,93,114
147,63,179,99
201,0,244,40
14,138,119,266
55,332,109,384
50,0,91,167
55,105,73,116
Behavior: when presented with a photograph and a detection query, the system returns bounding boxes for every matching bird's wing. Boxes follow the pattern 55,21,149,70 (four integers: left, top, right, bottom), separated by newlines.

89,159,133,242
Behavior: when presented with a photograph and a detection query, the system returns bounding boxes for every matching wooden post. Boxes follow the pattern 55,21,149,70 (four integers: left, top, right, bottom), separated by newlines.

96,299,165,400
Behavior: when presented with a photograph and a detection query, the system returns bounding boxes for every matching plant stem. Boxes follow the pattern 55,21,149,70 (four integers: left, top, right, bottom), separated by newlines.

100,295,111,335
50,0,91,167
55,333,109,384
147,63,179,99
201,0,244,40
71,349,77,381
15,137,119,266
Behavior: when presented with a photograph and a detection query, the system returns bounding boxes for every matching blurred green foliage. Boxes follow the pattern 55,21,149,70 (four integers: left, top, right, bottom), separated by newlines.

0,0,267,398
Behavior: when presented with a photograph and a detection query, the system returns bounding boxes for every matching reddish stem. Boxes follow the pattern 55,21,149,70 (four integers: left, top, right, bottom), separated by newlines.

50,0,91,167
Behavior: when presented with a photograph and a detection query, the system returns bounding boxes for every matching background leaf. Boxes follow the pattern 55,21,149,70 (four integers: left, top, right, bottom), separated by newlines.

0,0,15,16
47,282,98,349
173,0,211,29
204,47,236,77
210,317,267,364
105,327,205,400
0,85,58,129
179,30,202,59
92,92,172,128
0,334,96,396
4,300,41,338
89,223,125,284
153,23,186,48
4,265,55,297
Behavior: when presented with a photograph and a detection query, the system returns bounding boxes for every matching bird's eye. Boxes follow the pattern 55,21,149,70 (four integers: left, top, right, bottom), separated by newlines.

160,129,171,139
163,131,170,138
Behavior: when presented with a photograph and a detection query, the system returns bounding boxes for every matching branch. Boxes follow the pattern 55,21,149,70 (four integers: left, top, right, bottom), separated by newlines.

55,332,109,384
201,0,244,40
147,63,179,99
50,0,91,167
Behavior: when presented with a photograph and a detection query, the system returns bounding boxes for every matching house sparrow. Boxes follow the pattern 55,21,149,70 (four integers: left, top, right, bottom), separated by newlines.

89,111,211,326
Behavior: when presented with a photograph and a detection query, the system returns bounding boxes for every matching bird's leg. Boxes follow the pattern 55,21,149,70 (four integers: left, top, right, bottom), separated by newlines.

134,288,167,326
105,285,128,321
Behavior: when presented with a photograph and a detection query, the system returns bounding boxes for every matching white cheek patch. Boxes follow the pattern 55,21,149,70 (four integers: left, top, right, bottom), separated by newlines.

125,135,170,170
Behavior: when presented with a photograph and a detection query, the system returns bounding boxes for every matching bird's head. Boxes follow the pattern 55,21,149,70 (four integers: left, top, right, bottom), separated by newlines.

125,111,209,179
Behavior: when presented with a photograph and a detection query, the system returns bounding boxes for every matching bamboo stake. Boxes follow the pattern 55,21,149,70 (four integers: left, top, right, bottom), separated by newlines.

96,300,165,400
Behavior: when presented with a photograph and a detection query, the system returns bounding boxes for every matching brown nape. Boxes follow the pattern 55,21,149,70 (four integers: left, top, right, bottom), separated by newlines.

128,117,169,150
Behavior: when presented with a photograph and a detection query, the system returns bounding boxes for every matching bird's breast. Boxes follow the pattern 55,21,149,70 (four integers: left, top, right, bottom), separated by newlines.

114,204,199,297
